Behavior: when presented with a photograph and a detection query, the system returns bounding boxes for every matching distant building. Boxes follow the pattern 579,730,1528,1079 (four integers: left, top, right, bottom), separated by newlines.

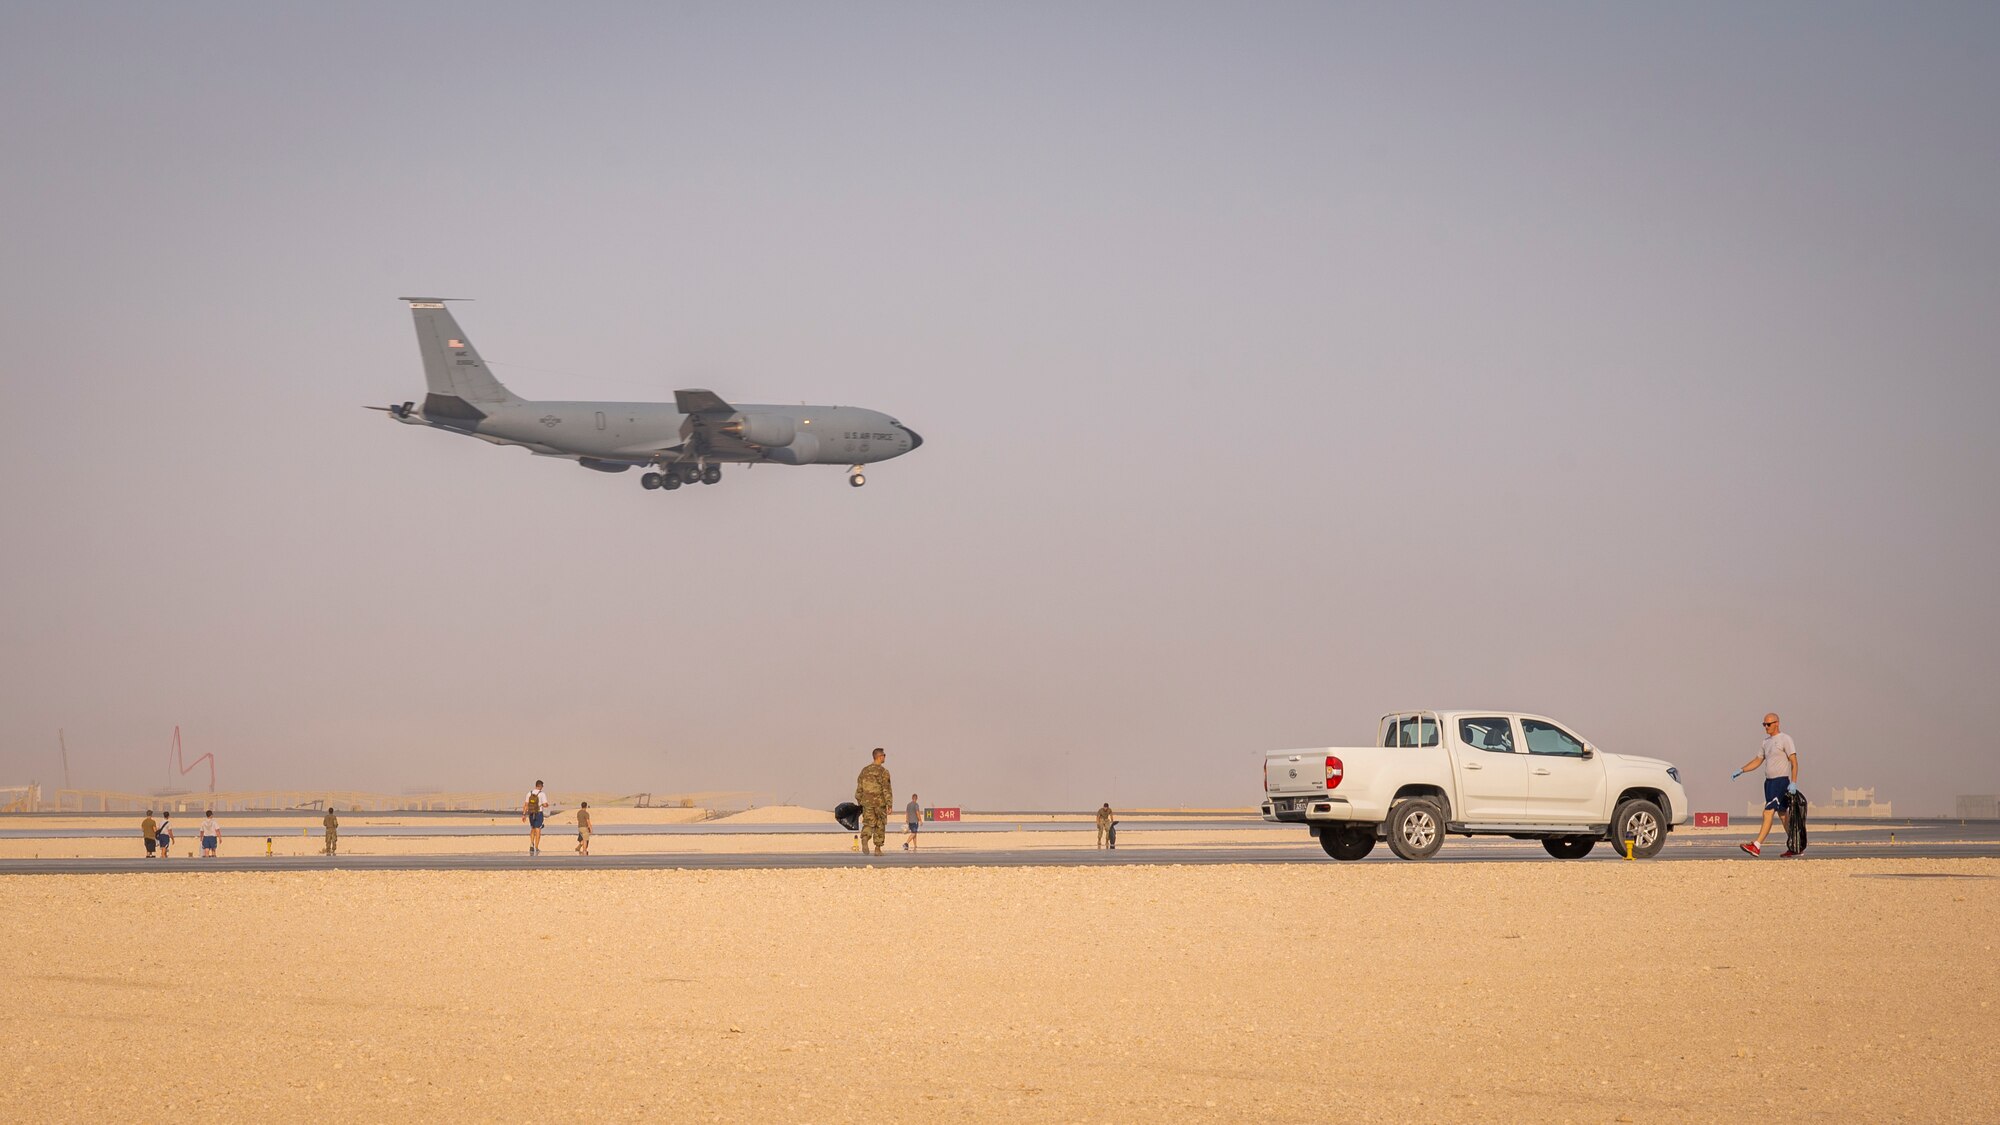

1752,786,1893,818
1957,795,1999,820
1825,787,1892,817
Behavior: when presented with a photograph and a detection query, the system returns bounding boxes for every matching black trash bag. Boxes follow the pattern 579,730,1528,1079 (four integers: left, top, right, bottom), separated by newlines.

834,802,862,831
1785,790,1808,855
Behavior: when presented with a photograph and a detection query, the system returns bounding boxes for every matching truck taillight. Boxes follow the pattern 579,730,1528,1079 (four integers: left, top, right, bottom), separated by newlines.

1325,755,1343,790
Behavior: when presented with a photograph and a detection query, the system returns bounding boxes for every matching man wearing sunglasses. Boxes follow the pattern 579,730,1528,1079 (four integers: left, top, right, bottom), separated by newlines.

1733,714,1798,856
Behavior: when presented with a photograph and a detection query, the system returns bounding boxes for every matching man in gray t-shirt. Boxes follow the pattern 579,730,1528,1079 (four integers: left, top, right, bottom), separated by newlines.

1734,713,1798,857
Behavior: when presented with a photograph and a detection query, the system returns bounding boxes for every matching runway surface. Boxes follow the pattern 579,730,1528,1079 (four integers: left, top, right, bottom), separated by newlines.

0,818,1260,839
5,832,1997,875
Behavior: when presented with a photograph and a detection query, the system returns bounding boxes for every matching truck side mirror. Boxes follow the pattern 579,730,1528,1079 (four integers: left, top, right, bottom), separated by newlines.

1581,747,1594,759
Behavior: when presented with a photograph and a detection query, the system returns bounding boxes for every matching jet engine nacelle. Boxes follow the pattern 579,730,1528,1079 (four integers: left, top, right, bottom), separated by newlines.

721,413,796,447
762,431,821,465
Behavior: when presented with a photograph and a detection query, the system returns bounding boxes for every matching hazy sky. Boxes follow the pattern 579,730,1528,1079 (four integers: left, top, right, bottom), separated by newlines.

3,3,1996,814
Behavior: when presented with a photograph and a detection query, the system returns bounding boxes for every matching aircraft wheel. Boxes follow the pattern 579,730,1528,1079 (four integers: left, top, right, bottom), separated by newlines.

700,464,723,485
640,472,661,490
849,473,866,488
677,464,701,484
661,474,682,491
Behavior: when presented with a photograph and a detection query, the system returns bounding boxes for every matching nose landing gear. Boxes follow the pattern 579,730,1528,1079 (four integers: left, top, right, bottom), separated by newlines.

848,465,866,488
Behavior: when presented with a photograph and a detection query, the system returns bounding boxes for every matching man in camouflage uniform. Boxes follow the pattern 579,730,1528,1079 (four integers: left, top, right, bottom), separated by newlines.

855,747,893,857
323,805,339,855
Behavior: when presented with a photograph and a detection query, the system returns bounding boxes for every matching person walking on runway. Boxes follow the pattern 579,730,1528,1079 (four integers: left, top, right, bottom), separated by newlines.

523,780,550,856
1735,713,1798,857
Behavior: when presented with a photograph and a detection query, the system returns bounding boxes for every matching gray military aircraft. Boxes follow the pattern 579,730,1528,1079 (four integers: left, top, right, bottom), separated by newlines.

372,298,922,489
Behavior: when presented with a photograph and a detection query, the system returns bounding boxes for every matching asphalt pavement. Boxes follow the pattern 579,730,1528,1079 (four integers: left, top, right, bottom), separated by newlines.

3,825,1996,876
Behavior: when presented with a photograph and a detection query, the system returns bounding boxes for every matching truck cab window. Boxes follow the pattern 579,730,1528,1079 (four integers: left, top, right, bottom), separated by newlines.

1459,717,1516,753
1522,719,1586,757
1391,715,1440,748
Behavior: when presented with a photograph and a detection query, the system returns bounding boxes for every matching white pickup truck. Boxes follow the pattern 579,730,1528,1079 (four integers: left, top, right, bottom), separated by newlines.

1261,711,1688,861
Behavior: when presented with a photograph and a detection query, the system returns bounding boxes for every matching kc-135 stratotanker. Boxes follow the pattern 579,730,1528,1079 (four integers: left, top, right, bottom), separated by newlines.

373,299,922,490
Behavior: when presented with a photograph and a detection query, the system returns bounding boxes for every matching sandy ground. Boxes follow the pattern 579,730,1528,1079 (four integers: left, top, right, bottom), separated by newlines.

3,860,1994,1123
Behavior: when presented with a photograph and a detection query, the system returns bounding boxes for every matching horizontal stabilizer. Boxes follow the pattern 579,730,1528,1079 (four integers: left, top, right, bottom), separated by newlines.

675,389,734,415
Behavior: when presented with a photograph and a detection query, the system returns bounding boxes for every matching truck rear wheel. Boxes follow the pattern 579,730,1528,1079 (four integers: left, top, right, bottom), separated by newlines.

1542,835,1596,859
1319,827,1375,861
1609,799,1666,859
1386,799,1444,860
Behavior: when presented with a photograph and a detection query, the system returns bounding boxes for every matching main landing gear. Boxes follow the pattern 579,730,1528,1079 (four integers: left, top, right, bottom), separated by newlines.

641,464,722,491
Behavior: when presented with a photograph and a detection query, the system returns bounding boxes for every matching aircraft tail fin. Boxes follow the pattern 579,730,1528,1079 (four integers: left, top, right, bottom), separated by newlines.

401,298,521,409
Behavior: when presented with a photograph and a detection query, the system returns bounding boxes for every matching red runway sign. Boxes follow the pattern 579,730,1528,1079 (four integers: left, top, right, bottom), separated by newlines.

925,807,962,822
1694,812,1729,828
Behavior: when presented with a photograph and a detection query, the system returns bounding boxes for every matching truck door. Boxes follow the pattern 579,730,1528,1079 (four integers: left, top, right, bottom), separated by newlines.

1451,716,1532,821
1521,718,1607,823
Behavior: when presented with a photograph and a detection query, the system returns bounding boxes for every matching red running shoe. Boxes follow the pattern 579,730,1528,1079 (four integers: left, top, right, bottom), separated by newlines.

1780,849,1798,858
1740,842,1761,857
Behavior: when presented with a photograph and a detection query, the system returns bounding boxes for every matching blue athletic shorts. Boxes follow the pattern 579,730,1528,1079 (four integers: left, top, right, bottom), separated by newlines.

529,812,545,829
1763,777,1790,811
907,821,920,833
201,835,217,850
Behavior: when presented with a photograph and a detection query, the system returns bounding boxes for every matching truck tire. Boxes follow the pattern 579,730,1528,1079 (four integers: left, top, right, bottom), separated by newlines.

1542,835,1596,859
1319,827,1375,861
1385,799,1445,860
1609,799,1666,859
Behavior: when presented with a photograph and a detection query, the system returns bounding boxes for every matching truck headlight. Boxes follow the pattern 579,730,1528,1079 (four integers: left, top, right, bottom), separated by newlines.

1667,766,1681,783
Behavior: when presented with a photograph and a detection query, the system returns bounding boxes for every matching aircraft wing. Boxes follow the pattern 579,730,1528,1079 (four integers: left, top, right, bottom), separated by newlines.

675,389,735,415
673,389,754,458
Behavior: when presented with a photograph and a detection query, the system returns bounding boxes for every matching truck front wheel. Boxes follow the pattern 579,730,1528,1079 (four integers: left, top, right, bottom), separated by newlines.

1609,799,1667,859
1319,827,1375,861
1542,835,1596,859
1386,799,1445,860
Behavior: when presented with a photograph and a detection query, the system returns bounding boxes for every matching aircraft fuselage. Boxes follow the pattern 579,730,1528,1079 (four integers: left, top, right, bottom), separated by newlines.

393,400,919,467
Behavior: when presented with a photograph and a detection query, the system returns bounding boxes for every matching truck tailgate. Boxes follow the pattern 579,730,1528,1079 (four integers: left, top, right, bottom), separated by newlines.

1264,750,1348,795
